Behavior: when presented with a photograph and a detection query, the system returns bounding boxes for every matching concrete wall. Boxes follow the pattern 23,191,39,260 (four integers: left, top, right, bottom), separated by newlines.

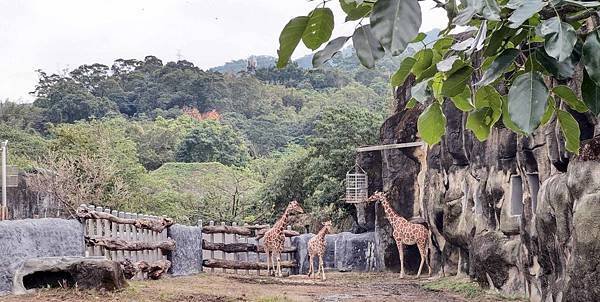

168,224,203,276
292,232,379,275
0,218,85,295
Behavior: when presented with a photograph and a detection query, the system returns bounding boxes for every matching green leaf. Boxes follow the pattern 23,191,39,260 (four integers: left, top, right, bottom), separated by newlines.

582,70,600,115
352,25,385,68
482,0,501,21
540,97,554,126
552,85,589,113
450,88,474,111
540,17,577,62
441,66,473,97
276,16,309,68
484,26,516,57
476,48,520,87
412,32,427,43
502,96,526,135
431,72,444,100
535,48,577,80
433,37,454,53
369,0,422,55
405,98,417,109
302,8,335,50
474,85,502,111
467,107,498,141
583,31,600,86
312,36,350,68
556,109,581,154
411,80,430,104
507,71,549,134
340,0,372,21
507,0,546,29
391,57,417,87
417,102,446,145
412,49,434,78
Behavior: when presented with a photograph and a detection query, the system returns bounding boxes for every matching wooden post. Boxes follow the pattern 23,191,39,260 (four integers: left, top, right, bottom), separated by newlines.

220,222,226,273
244,222,250,275
162,215,169,260
103,208,112,259
209,221,215,273
111,209,118,260
117,211,126,261
82,204,92,257
125,212,134,262
232,222,238,274
95,206,104,257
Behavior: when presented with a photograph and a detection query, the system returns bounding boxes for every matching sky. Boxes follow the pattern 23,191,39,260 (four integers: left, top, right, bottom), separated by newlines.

0,0,447,102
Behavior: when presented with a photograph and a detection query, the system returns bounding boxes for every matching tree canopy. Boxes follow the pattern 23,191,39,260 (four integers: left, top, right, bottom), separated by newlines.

277,0,600,154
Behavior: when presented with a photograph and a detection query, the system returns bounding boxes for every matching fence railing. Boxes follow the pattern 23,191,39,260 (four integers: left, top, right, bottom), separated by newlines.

201,221,298,275
79,204,171,264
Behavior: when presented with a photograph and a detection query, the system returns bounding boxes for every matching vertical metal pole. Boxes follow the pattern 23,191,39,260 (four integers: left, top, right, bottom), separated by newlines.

1,141,7,220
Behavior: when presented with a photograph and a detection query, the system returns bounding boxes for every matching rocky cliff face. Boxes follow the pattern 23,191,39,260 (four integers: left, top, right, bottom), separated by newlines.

357,78,600,301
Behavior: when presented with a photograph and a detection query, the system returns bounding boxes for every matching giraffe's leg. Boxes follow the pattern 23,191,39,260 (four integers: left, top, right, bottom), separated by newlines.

276,252,282,277
271,252,277,276
319,255,326,281
307,254,313,277
417,242,426,278
397,243,405,278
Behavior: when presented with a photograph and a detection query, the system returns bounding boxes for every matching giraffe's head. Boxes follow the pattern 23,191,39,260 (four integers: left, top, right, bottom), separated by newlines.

321,220,333,233
286,200,304,215
367,191,387,203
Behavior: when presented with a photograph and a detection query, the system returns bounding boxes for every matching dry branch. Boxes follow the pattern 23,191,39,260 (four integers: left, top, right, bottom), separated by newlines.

202,259,296,270
85,236,176,252
255,228,300,239
76,206,174,232
120,259,171,280
202,240,296,253
202,224,252,236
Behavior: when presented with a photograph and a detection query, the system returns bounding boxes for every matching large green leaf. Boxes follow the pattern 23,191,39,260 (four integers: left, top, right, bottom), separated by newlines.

582,70,600,115
474,85,502,111
417,102,446,145
312,36,350,68
441,66,473,97
302,8,335,50
411,49,434,78
484,26,516,57
552,85,589,113
467,107,498,141
556,109,581,154
540,97,555,126
535,48,577,80
352,25,385,68
476,48,520,87
540,17,577,62
391,57,417,87
507,71,549,134
340,0,372,21
507,0,546,29
583,31,600,85
277,16,309,68
502,96,526,135
450,88,474,111
369,0,421,55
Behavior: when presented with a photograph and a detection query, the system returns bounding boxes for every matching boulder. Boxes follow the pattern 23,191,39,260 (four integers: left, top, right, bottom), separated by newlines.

12,256,127,294
168,224,203,276
469,231,521,292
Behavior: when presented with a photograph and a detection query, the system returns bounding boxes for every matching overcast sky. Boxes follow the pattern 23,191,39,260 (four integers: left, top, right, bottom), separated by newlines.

0,0,447,102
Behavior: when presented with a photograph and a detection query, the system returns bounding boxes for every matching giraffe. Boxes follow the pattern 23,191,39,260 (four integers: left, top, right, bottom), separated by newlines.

307,220,333,280
262,200,304,277
367,191,431,278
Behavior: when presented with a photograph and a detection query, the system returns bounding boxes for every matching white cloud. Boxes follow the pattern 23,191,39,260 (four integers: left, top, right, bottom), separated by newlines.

0,0,447,102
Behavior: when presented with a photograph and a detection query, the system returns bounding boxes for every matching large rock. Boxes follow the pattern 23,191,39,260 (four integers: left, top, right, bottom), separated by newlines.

0,218,84,295
12,256,126,294
168,224,203,276
469,231,521,292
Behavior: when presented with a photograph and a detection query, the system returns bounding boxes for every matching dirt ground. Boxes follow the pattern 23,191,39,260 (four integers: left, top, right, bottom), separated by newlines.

0,272,522,302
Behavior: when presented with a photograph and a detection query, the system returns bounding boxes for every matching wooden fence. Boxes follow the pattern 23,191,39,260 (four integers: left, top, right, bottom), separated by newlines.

79,204,172,264
201,221,299,275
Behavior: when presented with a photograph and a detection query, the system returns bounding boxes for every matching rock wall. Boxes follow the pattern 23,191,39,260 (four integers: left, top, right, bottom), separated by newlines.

0,218,85,295
3,171,64,220
168,224,203,276
357,77,600,300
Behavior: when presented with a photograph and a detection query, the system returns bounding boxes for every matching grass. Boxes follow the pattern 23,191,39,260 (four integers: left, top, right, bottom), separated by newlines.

423,277,526,301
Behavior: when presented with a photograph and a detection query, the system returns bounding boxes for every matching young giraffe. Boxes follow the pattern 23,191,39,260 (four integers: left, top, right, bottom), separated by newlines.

307,220,333,280
368,191,431,278
262,200,304,277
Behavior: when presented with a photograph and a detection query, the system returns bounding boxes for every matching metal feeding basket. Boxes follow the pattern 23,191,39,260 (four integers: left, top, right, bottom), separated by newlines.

345,164,368,204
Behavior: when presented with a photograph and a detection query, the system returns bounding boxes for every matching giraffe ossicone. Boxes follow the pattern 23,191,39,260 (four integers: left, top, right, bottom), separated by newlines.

367,191,431,278
262,200,304,277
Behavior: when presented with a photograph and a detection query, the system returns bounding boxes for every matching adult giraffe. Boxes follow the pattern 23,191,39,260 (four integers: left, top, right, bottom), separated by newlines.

262,200,304,277
368,191,431,278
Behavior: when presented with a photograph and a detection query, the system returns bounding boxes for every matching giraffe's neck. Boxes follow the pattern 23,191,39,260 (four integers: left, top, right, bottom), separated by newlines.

272,209,289,233
315,226,330,239
381,197,407,226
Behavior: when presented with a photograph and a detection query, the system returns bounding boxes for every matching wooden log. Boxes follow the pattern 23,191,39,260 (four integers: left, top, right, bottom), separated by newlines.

202,259,296,270
86,236,175,252
202,240,297,253
120,259,171,280
255,228,300,239
202,224,252,236
76,206,174,232
244,224,270,230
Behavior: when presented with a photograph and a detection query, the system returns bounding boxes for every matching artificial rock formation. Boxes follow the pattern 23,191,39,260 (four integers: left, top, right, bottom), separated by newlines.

356,74,600,301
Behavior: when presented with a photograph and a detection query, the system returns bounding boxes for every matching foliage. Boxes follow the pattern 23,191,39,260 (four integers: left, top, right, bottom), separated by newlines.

277,0,600,154
0,123,48,169
175,120,250,167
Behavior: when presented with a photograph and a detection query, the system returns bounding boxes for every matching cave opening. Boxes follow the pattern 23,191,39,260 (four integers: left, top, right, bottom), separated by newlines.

526,173,540,213
23,270,75,290
510,175,523,217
